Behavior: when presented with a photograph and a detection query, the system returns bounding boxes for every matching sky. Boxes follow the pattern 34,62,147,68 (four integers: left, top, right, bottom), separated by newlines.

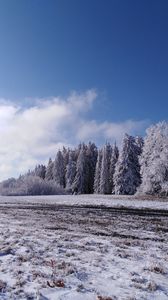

0,0,168,180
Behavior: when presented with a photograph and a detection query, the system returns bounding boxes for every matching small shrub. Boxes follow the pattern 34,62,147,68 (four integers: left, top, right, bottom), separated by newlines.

0,280,6,292
147,280,158,292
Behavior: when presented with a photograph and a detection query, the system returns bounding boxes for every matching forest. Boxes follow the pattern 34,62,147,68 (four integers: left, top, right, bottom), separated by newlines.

0,121,168,197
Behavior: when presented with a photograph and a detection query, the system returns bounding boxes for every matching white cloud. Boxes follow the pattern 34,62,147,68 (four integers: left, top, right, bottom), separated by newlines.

76,119,148,144
0,90,148,181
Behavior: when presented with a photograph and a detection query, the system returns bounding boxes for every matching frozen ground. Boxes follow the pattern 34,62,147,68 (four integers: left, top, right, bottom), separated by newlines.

1,194,168,210
0,195,168,300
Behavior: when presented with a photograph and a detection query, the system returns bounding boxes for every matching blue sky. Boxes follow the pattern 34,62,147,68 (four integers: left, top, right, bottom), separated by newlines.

0,0,167,179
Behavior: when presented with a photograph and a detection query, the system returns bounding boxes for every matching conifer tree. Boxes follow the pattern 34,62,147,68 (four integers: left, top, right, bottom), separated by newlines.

72,144,87,194
53,150,65,188
99,143,112,194
85,142,98,193
34,164,46,179
65,151,76,190
109,143,119,194
114,134,141,195
139,122,168,195
94,149,102,193
45,158,54,181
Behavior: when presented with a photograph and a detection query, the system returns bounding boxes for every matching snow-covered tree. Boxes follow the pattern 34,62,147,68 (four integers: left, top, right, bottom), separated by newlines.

135,136,144,152
45,158,54,181
62,146,70,176
0,174,66,196
99,143,112,194
62,146,70,166
85,142,98,193
72,144,87,194
114,134,142,195
134,135,144,185
72,142,97,194
53,150,65,188
109,143,119,194
65,151,76,190
34,164,46,179
94,149,102,193
139,121,168,195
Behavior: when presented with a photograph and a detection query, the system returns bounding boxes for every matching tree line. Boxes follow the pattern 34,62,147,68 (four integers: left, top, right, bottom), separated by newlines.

1,121,168,196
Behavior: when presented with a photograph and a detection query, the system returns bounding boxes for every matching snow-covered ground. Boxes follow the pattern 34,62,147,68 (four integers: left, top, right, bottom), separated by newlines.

0,195,168,300
0,194,168,210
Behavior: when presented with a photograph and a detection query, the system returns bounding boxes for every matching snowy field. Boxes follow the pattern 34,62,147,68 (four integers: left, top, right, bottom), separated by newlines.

0,195,168,300
1,194,168,210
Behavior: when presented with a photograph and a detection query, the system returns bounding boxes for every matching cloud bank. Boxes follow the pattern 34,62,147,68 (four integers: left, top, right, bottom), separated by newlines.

0,90,148,181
